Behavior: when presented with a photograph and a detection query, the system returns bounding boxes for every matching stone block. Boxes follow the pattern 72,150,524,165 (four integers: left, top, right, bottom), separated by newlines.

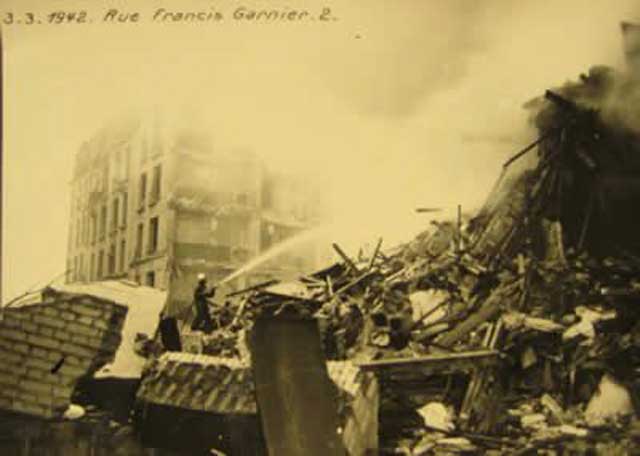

64,355,92,369
12,342,31,355
54,329,72,341
40,327,55,338
33,314,66,329
30,346,50,359
0,360,27,376
76,316,94,326
52,385,73,399
21,320,39,332
55,374,79,388
67,322,98,338
41,306,61,318
72,334,103,350
12,391,38,405
27,334,62,350
59,342,94,359
1,314,21,329
0,350,24,365
25,357,55,372
72,303,105,318
3,328,28,343
21,379,53,396
55,301,71,310
58,363,87,378
7,311,31,321
59,310,77,322
92,319,110,331
0,338,12,351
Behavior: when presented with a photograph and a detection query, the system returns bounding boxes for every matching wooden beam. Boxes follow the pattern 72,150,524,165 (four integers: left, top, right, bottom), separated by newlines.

367,238,383,271
357,349,500,374
332,243,360,275
333,271,377,297
436,281,520,348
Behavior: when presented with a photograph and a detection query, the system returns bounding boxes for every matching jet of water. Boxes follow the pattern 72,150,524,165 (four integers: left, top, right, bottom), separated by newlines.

217,225,328,286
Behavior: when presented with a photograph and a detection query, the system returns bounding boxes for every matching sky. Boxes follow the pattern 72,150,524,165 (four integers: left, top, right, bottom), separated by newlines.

2,0,640,303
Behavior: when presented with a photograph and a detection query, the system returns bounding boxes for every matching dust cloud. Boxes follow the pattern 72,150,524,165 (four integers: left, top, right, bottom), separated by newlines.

3,0,640,300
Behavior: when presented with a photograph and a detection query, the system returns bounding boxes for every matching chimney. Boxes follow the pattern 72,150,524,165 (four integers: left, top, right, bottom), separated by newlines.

621,21,640,76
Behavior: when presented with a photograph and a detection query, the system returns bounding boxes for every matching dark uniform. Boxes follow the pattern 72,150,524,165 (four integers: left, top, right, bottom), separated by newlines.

191,280,216,333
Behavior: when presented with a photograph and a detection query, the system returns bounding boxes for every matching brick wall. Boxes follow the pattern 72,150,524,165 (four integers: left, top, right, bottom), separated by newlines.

0,294,128,419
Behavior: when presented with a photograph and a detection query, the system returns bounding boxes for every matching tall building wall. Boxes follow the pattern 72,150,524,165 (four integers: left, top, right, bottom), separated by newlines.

67,114,326,320
67,118,139,286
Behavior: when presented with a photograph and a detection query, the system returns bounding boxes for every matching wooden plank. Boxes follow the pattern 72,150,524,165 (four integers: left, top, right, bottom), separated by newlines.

334,271,377,297
367,238,383,271
459,322,502,431
332,243,360,275
436,281,520,348
357,350,500,376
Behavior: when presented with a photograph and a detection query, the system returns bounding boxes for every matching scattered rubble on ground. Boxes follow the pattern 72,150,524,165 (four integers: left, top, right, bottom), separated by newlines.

167,64,640,454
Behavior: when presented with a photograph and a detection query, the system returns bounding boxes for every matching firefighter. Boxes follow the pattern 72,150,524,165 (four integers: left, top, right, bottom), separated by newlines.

191,273,217,333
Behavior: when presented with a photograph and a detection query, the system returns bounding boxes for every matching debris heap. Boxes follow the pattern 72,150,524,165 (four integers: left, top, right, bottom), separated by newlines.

191,65,640,454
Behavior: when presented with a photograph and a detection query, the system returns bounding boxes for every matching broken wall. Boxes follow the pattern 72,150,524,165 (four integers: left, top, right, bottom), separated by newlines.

0,294,127,418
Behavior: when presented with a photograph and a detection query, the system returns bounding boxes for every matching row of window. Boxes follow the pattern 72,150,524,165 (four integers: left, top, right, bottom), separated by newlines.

139,165,162,211
71,238,127,282
72,164,162,249
75,192,129,248
135,216,160,258
70,215,160,282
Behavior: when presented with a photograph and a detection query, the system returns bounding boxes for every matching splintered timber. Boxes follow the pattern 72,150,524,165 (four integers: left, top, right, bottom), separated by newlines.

102,7,334,23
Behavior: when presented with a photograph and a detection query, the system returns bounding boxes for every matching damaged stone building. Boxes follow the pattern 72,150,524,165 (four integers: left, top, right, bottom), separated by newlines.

65,113,325,298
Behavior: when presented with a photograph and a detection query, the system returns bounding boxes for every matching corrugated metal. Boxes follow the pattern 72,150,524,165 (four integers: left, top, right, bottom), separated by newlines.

137,353,256,415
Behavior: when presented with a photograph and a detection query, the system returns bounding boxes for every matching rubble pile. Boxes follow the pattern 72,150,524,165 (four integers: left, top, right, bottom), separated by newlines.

188,65,640,453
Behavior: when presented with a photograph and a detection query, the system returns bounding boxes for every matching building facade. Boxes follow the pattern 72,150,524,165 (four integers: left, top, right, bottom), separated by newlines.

66,114,325,315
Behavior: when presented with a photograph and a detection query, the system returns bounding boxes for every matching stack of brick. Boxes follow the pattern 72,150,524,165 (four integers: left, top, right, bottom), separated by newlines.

0,292,128,419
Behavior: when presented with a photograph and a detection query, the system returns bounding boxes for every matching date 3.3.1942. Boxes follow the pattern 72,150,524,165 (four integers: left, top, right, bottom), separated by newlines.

3,11,90,25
